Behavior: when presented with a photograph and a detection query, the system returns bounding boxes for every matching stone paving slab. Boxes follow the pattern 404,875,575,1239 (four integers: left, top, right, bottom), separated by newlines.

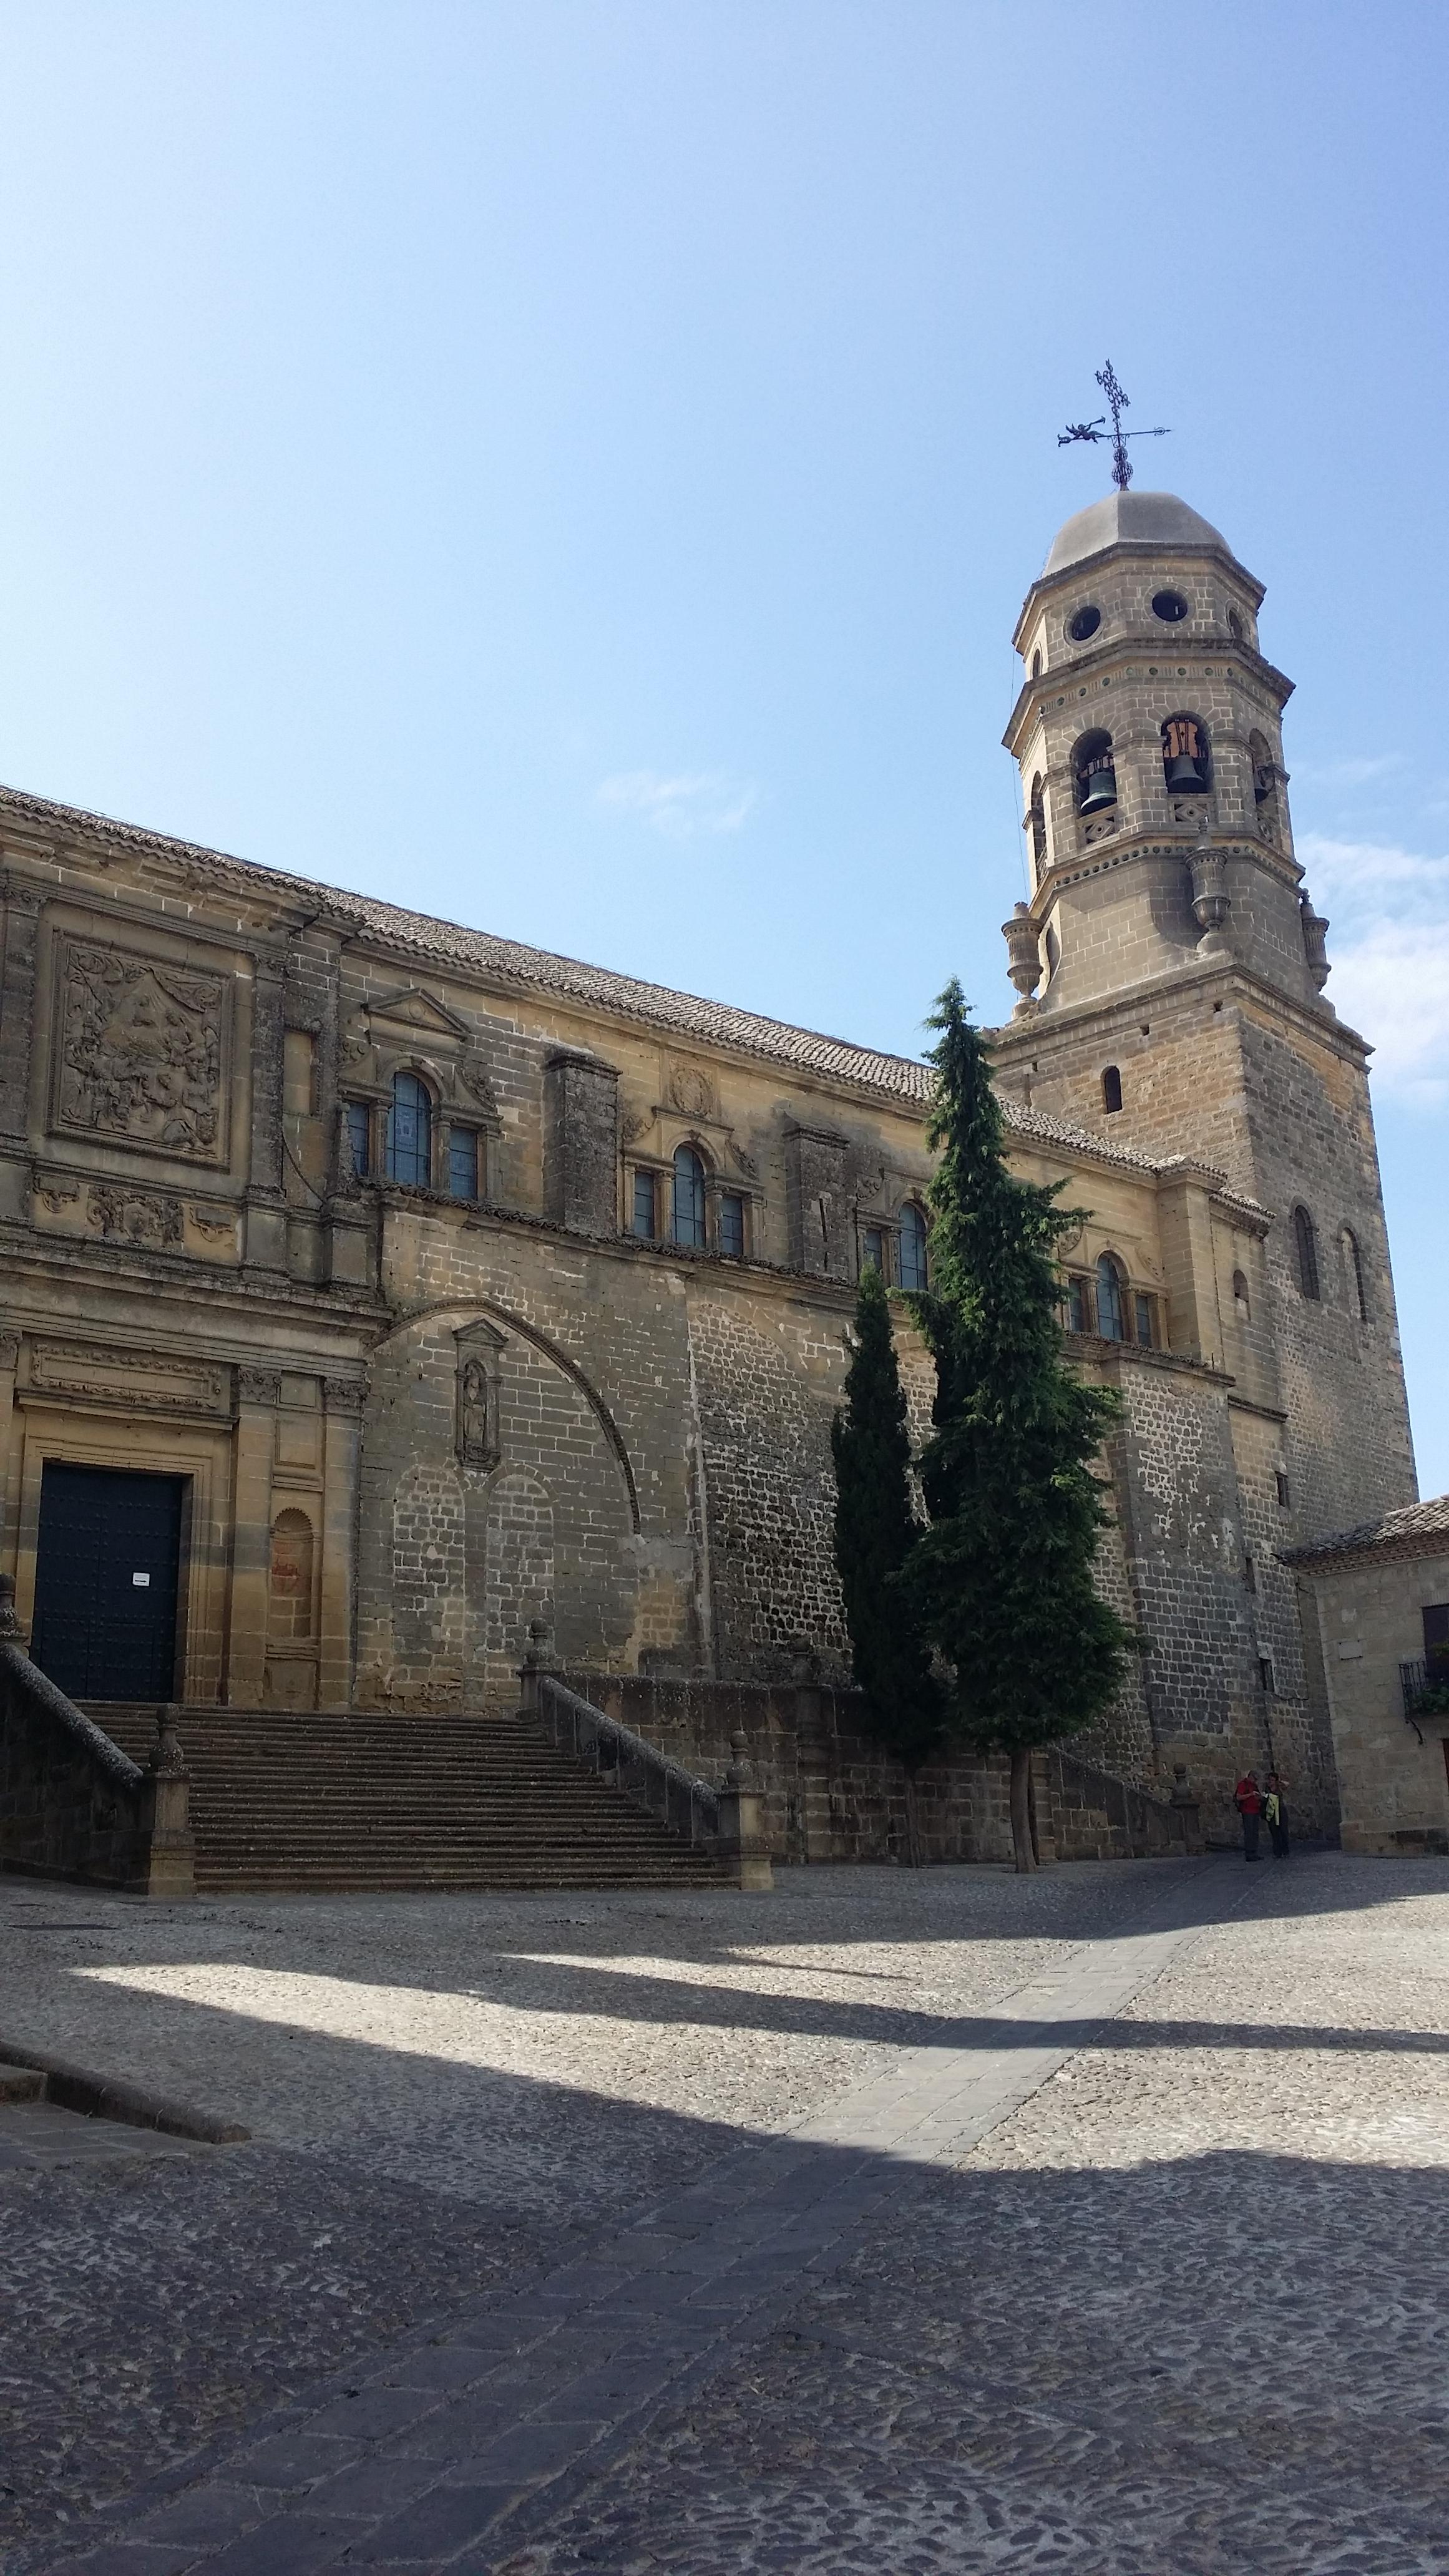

12,1852,1449,2572
0,2103,199,2173
20,1855,1257,2574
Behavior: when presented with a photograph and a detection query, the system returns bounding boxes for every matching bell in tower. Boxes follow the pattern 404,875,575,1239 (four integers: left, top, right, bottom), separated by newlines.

1075,730,1117,816
1161,715,1209,796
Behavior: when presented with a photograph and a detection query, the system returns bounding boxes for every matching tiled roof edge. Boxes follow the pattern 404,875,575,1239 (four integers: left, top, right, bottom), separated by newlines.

1,777,1189,1181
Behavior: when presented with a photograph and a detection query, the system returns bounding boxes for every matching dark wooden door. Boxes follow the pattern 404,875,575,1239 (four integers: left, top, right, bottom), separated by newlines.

31,1463,184,1702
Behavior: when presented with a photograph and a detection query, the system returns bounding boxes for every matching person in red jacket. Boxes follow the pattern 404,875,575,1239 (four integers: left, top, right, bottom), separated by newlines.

1234,1771,1263,1861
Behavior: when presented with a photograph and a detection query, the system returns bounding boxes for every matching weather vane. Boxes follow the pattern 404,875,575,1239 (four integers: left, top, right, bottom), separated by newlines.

1058,361,1169,492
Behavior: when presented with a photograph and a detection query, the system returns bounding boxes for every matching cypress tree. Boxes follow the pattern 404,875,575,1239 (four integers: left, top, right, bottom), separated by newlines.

831,1262,945,1782
902,979,1139,1871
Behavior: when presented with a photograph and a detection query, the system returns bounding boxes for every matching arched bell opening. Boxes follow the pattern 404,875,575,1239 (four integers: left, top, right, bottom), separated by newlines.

1027,773,1048,873
1249,728,1283,839
1073,729,1116,819
1161,713,1211,799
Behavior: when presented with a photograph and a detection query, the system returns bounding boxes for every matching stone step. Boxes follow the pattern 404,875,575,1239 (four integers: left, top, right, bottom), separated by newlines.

79,1697,731,1895
0,2066,46,2105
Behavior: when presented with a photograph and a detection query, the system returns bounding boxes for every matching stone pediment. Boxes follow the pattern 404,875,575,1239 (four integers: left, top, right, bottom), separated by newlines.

363,986,474,1044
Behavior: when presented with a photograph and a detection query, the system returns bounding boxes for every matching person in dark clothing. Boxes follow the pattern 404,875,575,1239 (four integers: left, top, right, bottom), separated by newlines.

1263,1770,1290,1858
1234,1771,1263,1860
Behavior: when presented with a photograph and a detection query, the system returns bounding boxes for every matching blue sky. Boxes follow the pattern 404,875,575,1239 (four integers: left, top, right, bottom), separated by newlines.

1,2,1445,1491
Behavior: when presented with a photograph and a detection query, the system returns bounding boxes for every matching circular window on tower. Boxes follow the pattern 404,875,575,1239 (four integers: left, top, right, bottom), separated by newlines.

1067,603,1101,643
1152,588,1189,623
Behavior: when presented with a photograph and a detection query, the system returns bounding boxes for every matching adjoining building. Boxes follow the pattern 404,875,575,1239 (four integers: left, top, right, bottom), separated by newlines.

1285,1498,1449,1855
0,490,1418,1848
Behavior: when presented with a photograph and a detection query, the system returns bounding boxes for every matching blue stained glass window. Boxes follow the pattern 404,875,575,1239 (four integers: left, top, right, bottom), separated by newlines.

1064,1276,1088,1334
719,1193,745,1258
897,1204,928,1293
671,1146,706,1248
448,1128,479,1201
386,1073,432,1186
632,1169,656,1239
1134,1292,1154,1348
345,1100,371,1179
1095,1254,1126,1341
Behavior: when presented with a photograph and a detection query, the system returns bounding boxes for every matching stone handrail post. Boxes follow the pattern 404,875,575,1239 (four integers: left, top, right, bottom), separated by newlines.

715,1727,773,1891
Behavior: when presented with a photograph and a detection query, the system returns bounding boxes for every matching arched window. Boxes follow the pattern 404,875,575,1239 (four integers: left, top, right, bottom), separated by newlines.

1227,608,1244,642
1232,1269,1251,1321
386,1071,432,1186
671,1144,706,1248
1249,728,1281,837
1161,713,1211,797
897,1203,929,1294
1101,1065,1123,1115
1342,1227,1368,1322
1028,774,1047,872
1031,648,1042,678
1095,1254,1126,1341
1073,729,1116,816
1293,1206,1320,1301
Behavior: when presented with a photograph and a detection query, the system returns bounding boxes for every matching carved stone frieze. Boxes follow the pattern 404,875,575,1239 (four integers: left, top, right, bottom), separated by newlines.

85,1183,184,1247
53,938,230,1165
188,1203,238,1241
34,1178,81,1215
28,1338,230,1415
323,1375,366,1414
237,1367,283,1408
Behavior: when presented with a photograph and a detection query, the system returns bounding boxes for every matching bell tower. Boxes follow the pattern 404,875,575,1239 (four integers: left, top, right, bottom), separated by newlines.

990,489,1416,1543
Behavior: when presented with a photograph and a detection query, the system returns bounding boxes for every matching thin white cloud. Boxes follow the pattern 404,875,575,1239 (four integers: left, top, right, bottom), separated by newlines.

595,769,758,841
1297,832,1449,1105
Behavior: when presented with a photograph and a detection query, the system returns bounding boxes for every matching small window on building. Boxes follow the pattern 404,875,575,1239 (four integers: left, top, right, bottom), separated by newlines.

1232,1269,1251,1321
447,1128,481,1201
719,1192,746,1259
671,1145,707,1249
898,1203,929,1294
1259,1656,1276,1694
386,1071,432,1187
1293,1205,1320,1300
861,1225,886,1278
1425,1604,1449,1674
1244,1553,1257,1594
1031,648,1042,678
1342,1226,1368,1323
345,1099,371,1179
1101,1065,1123,1115
1152,588,1189,624
1227,608,1244,642
1275,1471,1292,1510
1095,1254,1126,1341
632,1169,657,1239
1134,1292,1154,1348
1063,1275,1090,1335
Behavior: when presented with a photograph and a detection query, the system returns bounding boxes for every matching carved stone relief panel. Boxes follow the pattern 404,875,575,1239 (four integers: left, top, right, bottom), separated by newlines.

26,1339,230,1415
52,937,232,1166
666,1061,717,1120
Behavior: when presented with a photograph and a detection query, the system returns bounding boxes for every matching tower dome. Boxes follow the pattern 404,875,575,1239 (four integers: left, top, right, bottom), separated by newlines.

1043,490,1233,576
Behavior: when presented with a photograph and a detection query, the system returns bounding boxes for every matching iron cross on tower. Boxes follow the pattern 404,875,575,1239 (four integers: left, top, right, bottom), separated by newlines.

1058,362,1169,491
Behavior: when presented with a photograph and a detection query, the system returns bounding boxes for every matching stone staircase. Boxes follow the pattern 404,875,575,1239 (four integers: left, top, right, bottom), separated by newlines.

91,1704,735,1896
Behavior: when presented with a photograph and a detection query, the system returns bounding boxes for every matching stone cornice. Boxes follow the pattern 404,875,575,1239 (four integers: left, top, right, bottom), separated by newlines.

987,956,1372,1071
1003,637,1293,754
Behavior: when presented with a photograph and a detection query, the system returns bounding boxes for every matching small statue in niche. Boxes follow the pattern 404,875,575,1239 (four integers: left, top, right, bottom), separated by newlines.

456,1332,502,1473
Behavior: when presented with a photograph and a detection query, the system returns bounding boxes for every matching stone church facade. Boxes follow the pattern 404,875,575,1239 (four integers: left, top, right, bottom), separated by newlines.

0,492,1417,1837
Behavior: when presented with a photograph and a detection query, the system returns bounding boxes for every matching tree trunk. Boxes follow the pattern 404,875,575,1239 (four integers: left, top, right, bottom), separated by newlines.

1009,1745,1037,1874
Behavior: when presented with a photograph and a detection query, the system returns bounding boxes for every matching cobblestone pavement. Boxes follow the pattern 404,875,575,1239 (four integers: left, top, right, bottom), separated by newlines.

4,1852,1448,2572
